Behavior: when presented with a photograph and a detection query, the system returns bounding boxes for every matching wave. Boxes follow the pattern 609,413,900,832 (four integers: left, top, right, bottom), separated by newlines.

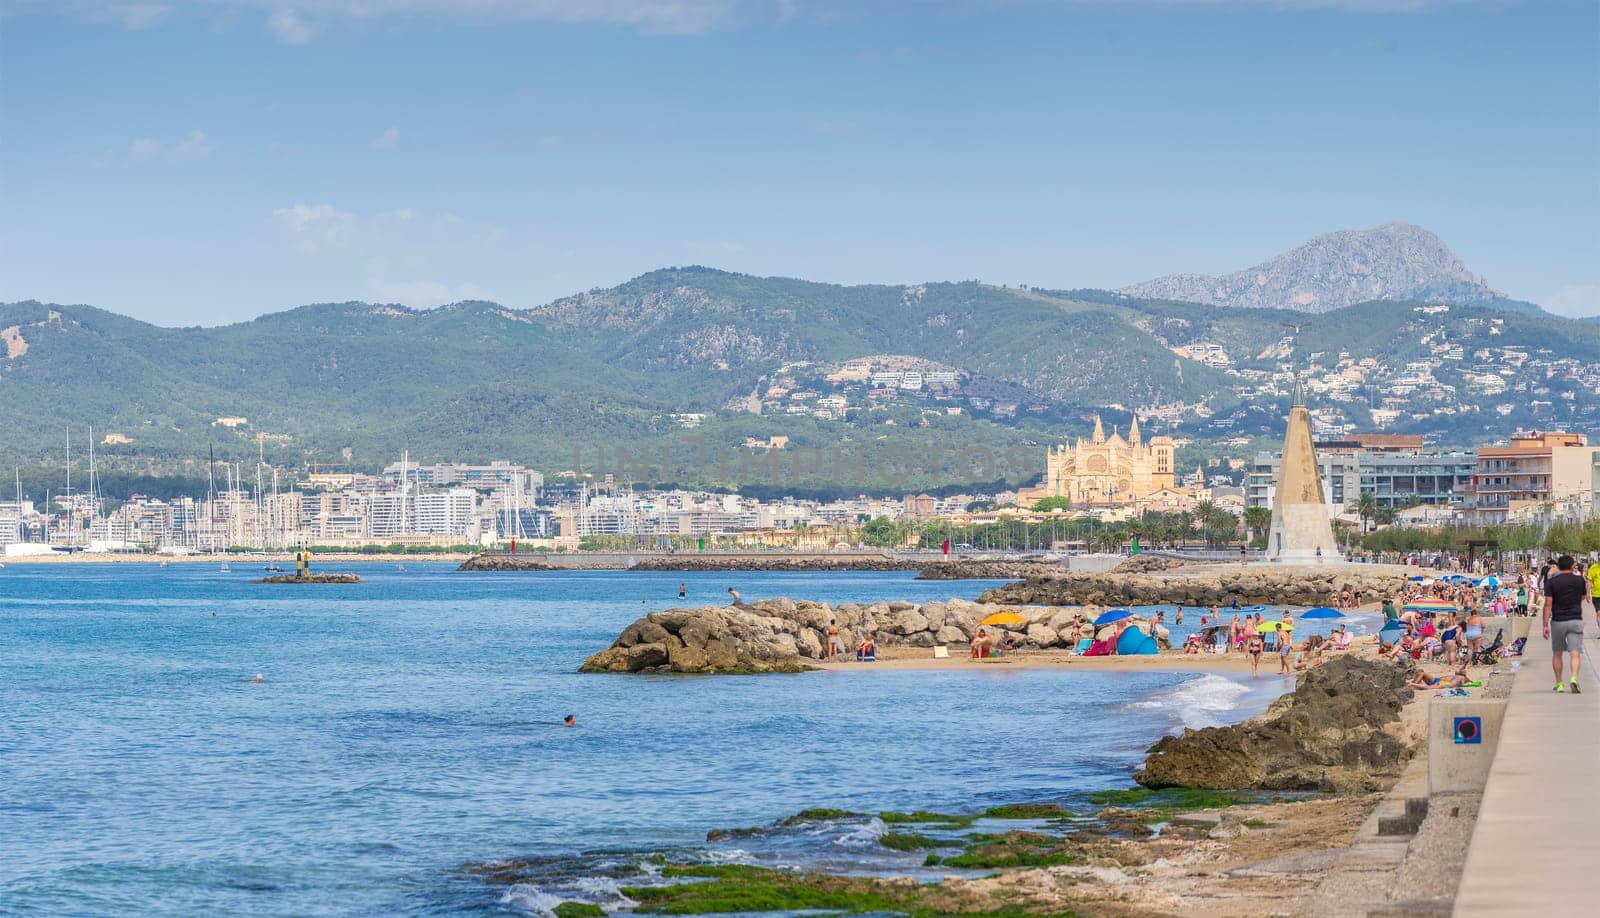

831,817,887,848
1128,674,1254,730
498,882,565,917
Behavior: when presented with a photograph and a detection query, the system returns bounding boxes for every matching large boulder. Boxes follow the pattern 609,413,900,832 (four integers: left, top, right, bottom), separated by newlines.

888,609,930,635
1134,656,1416,793
1026,623,1060,647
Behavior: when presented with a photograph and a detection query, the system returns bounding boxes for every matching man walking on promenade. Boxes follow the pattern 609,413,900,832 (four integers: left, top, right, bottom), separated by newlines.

1543,555,1591,693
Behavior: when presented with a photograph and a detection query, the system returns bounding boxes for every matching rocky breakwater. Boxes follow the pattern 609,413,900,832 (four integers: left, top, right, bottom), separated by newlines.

1136,655,1415,793
580,597,1085,674
252,572,362,584
457,554,556,571
628,555,924,572
980,564,1407,607
915,560,1062,580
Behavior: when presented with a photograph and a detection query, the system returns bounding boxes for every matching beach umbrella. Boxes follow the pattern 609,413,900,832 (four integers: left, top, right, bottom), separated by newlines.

1302,607,1344,619
1093,608,1133,626
1403,598,1456,613
980,611,1027,627
1256,621,1293,633
1477,576,1499,588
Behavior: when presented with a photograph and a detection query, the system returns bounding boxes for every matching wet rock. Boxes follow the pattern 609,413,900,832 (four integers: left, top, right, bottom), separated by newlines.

1135,655,1416,793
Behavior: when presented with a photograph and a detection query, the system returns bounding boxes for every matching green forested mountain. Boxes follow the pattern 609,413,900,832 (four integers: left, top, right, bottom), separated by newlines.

2,267,1596,493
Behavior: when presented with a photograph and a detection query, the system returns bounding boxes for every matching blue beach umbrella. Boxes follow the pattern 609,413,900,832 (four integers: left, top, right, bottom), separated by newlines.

1477,576,1499,588
1301,607,1344,619
1093,608,1133,626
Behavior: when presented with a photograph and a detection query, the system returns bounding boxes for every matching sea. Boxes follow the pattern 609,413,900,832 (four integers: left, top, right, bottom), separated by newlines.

0,563,1356,916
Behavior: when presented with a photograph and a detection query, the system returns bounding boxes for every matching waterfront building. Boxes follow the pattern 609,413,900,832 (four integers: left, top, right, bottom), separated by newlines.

412,488,478,538
1247,450,1477,510
1468,431,1598,524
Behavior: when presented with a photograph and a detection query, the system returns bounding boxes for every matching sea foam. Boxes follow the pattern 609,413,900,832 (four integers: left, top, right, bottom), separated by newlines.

1129,674,1254,730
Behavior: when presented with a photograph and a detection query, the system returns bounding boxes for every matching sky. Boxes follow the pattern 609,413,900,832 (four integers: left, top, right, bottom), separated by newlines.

1,1,1596,325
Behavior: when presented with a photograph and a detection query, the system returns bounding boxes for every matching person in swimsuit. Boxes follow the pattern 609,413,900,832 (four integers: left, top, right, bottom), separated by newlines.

826,619,843,661
1463,610,1485,663
1247,632,1263,677
1408,669,1469,690
678,583,687,600
1277,626,1293,674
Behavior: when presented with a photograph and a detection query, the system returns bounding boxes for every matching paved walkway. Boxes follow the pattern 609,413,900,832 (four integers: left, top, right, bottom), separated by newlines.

1452,613,1600,916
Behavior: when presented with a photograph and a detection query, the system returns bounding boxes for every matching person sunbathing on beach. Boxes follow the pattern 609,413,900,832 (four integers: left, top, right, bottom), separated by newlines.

1409,669,1469,690
856,635,875,661
971,629,992,659
997,630,1018,656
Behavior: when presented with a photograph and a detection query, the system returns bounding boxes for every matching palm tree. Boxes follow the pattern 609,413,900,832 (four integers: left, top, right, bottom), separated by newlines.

1243,506,1272,542
1353,493,1378,533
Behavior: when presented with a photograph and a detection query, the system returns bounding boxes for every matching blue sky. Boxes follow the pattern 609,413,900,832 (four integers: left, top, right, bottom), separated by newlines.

2,1,1596,324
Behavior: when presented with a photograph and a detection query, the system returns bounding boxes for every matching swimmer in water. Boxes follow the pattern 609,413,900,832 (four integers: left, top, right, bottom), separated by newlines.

562,715,576,727
249,673,264,684
678,583,687,600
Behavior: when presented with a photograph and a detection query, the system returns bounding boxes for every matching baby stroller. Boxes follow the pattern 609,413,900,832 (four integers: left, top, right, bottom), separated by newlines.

1475,630,1506,665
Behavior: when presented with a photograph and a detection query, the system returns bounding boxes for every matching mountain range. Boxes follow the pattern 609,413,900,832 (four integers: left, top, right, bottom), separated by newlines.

3,224,1595,494
1119,222,1542,315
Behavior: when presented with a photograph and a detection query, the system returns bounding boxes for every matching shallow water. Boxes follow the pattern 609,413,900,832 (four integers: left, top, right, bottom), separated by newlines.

1,563,1293,915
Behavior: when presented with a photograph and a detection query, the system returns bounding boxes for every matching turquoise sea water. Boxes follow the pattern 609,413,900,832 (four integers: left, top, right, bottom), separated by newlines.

1,563,1299,916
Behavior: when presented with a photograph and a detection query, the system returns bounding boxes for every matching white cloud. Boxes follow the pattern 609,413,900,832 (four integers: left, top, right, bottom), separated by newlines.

372,127,401,151
1542,283,1600,319
266,7,314,44
126,129,214,162
366,276,489,308
274,203,355,253
101,3,174,29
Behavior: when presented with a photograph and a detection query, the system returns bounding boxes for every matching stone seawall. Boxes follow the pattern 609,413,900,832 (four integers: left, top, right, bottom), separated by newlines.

580,597,1084,674
915,560,1063,580
980,565,1409,608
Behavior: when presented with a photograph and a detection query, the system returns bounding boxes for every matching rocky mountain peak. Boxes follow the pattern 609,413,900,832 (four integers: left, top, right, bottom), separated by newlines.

1119,222,1505,313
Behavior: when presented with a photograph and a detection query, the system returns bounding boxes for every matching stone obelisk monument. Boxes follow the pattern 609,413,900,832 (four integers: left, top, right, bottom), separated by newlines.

1266,379,1341,563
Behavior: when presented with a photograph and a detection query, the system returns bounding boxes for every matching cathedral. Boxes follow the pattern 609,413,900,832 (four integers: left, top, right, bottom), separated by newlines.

1025,416,1178,506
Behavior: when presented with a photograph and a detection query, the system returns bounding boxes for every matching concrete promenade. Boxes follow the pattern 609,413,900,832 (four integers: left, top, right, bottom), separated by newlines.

1453,612,1600,916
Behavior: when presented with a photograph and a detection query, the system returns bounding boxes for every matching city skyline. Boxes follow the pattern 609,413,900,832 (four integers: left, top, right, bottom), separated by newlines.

3,1,1596,324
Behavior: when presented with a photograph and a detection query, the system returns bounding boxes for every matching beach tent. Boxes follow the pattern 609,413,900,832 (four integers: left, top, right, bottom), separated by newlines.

1115,625,1159,655
1093,609,1133,626
1378,623,1404,645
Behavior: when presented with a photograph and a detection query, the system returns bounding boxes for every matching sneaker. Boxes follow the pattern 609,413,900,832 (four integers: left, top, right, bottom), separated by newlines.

1554,683,1565,692
1570,680,1582,694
